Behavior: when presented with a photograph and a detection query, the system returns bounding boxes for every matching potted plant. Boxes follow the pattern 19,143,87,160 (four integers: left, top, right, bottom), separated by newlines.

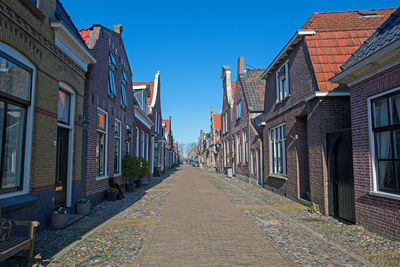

106,187,118,201
137,158,150,187
51,207,70,229
123,155,139,192
76,198,91,216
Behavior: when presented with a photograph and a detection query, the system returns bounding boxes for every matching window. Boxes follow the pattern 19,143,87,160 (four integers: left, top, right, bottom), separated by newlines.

136,127,139,157
371,91,400,194
58,90,70,124
121,70,128,107
146,134,149,161
155,110,158,133
237,133,241,163
237,101,242,119
108,52,117,97
0,51,32,194
252,150,257,174
270,124,286,176
96,109,107,177
276,62,289,102
243,129,248,163
114,120,121,174
141,131,145,158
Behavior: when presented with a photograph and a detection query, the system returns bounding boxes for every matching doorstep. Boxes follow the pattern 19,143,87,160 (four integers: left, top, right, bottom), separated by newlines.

66,214,84,227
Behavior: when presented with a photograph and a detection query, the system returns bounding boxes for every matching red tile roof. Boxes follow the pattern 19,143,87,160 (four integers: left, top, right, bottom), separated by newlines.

78,28,92,46
231,82,237,100
301,8,395,91
213,114,221,130
132,82,155,114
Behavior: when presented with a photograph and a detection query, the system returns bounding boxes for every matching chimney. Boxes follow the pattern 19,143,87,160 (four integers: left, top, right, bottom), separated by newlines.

238,56,245,74
113,24,123,35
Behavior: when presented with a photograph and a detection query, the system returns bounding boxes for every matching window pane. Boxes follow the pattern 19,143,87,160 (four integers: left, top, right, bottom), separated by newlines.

114,138,120,173
373,98,389,127
98,112,105,131
376,131,392,159
393,130,400,159
390,94,400,125
109,52,116,66
108,69,116,95
114,121,120,136
121,82,128,107
0,102,4,168
2,104,25,189
0,54,31,101
378,161,395,190
58,90,70,124
96,132,105,176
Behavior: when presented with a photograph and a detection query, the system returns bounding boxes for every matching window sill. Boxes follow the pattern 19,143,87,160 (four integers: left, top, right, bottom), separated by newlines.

369,191,400,201
269,173,288,180
1,194,39,213
276,94,291,104
96,175,109,181
114,173,122,178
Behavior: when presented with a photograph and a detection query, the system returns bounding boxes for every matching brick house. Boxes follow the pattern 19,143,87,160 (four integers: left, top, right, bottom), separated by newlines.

230,57,265,186
132,71,162,177
209,108,221,170
79,24,135,206
331,8,400,238
0,0,95,229
132,83,154,180
261,9,394,219
220,66,237,172
162,117,174,170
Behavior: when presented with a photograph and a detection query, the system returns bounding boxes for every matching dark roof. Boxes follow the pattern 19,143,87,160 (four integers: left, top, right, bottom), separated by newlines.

239,69,266,112
54,0,90,53
341,8,400,70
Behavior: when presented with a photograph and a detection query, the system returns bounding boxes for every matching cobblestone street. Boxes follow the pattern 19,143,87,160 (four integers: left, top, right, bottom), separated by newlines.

23,166,399,266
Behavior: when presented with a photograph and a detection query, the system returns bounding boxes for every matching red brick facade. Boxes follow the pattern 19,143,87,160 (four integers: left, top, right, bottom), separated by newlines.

349,64,400,238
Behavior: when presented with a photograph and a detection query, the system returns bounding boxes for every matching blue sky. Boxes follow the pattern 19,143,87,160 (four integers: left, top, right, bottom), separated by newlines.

64,0,398,145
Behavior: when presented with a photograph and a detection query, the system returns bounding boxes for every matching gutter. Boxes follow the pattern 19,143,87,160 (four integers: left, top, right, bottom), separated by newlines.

261,29,315,80
305,91,350,102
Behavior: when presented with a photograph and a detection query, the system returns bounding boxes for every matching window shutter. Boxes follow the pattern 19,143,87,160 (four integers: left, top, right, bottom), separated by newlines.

284,63,289,98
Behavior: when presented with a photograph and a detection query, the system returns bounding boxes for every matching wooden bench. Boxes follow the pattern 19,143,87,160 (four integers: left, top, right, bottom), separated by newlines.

0,220,39,263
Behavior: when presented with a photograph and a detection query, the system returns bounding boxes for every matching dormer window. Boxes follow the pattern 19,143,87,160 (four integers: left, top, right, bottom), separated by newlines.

121,70,128,107
237,100,242,119
108,51,117,97
134,89,148,113
276,61,289,102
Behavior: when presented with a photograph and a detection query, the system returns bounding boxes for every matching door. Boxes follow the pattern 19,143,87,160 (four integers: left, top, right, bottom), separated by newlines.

257,149,263,187
327,129,355,223
55,127,69,208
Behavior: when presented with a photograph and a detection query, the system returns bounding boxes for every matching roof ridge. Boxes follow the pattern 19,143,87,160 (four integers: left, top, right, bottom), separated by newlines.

309,7,395,15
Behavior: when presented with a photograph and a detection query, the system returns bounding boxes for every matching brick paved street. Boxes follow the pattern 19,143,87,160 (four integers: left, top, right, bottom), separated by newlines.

24,165,399,266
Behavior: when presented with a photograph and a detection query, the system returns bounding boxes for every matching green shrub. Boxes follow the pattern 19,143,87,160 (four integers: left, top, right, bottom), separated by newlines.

122,155,140,184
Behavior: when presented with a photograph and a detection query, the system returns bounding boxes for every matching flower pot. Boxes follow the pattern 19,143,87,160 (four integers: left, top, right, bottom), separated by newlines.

51,213,70,229
106,191,117,201
125,183,135,192
76,202,91,216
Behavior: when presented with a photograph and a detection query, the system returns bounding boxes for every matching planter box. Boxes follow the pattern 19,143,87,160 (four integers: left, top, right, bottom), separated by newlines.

76,202,91,216
51,213,70,229
125,183,135,192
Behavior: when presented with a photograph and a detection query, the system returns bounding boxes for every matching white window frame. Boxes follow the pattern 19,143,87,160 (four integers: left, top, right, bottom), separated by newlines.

269,123,287,176
237,132,241,163
136,127,139,157
275,60,289,102
96,108,108,179
108,51,117,97
237,101,242,119
141,130,145,158
114,119,122,175
368,86,400,201
146,133,149,161
252,150,257,174
243,129,248,163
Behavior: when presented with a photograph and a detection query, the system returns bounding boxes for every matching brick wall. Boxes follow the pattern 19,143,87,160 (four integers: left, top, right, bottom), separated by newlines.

84,26,135,198
350,63,400,239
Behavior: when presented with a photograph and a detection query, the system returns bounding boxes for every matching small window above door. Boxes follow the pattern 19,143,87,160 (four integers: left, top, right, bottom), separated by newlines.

58,89,71,125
